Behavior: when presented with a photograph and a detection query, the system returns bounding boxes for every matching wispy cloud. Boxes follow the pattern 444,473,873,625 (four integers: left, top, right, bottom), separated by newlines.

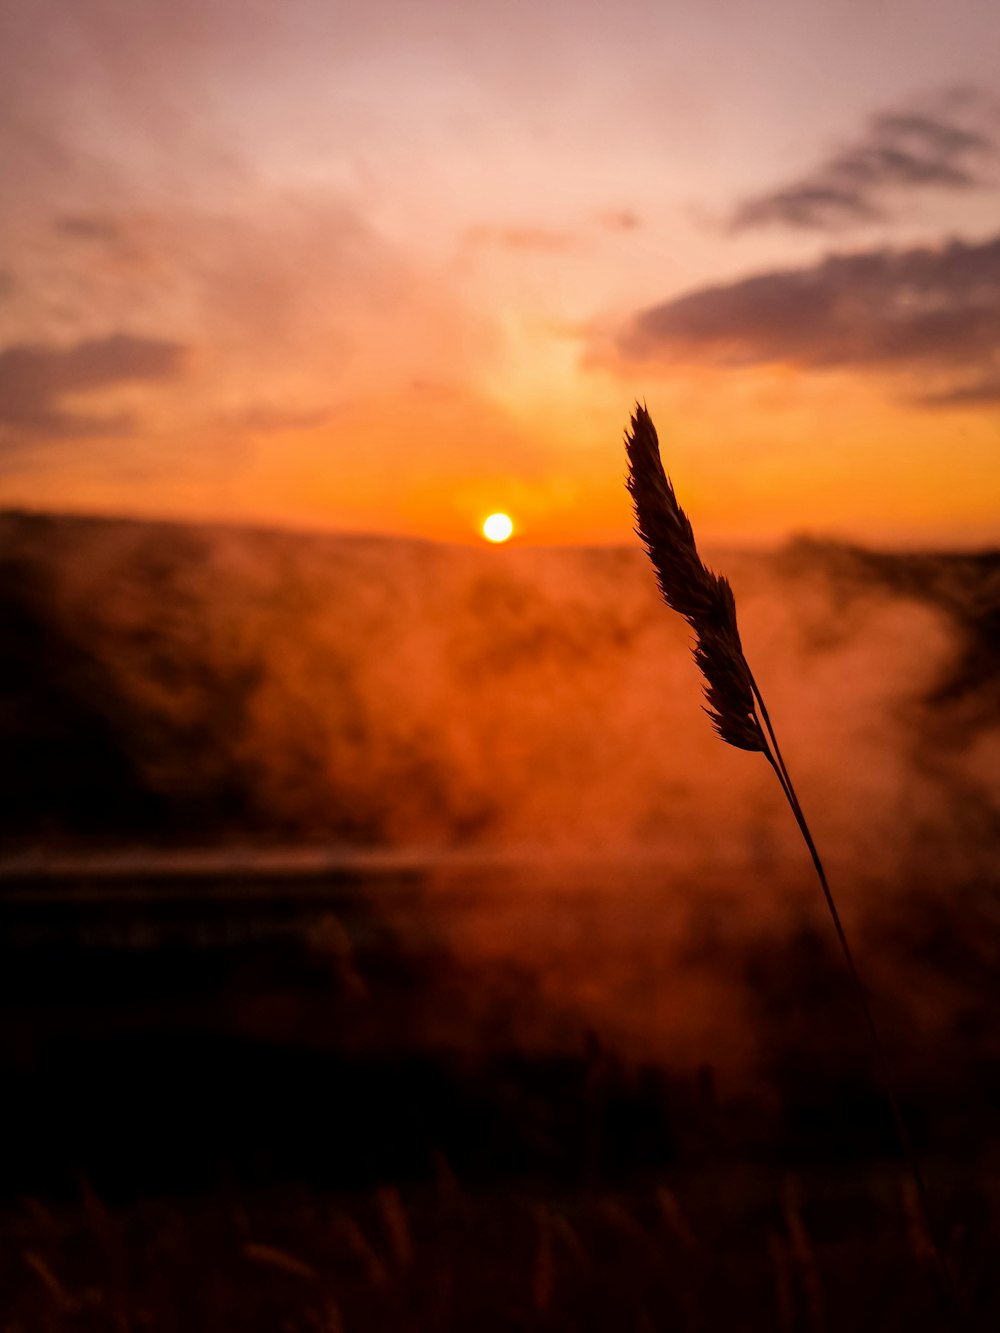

595,209,640,233
465,225,578,254
729,89,998,232
914,373,1000,409
219,403,333,435
615,232,1000,404
54,213,130,245
0,333,185,439
466,211,640,253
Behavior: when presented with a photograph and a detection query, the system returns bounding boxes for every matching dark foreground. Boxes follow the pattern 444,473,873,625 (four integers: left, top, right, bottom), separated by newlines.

2,861,999,1331
4,1165,985,1332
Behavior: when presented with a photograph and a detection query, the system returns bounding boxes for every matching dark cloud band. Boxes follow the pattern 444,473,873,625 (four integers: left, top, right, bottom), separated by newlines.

0,333,185,439
729,90,997,233
617,232,1000,404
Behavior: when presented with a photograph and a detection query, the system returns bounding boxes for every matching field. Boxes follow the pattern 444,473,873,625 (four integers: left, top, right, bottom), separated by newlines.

2,512,999,1328
3,857,1000,1331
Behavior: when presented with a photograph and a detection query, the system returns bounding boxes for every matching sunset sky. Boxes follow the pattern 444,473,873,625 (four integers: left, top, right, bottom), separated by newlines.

1,0,998,546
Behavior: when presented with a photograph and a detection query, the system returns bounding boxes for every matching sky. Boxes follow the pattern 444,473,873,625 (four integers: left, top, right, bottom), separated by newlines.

0,0,998,547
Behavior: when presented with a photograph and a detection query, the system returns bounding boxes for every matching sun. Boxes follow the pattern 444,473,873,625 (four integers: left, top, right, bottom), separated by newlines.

482,512,514,543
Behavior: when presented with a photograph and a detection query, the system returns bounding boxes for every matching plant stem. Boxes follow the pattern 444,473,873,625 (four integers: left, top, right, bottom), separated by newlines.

746,667,964,1319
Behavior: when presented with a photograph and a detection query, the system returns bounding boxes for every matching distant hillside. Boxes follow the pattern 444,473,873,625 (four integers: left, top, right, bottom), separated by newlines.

1,510,997,887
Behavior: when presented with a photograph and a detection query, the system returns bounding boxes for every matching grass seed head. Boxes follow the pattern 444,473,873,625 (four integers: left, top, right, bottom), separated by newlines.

625,404,765,753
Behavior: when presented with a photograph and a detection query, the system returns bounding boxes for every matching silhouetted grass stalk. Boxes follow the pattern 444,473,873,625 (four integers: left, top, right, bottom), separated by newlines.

624,404,961,1316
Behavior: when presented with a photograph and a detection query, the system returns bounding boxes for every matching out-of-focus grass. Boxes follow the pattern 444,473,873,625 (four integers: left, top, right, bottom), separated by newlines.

3,1157,998,1332
4,873,1000,1329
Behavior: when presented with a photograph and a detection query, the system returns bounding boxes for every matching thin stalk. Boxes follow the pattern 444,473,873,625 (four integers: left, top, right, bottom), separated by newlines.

747,670,962,1317
625,405,963,1319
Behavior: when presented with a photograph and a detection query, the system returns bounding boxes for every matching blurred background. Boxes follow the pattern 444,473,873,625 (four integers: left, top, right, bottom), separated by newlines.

1,2,999,1329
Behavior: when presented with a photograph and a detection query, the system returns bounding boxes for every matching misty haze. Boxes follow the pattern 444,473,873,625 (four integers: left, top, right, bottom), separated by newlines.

2,507,999,1327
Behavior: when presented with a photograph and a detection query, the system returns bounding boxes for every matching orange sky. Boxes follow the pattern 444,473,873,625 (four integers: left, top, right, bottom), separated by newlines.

1,0,999,547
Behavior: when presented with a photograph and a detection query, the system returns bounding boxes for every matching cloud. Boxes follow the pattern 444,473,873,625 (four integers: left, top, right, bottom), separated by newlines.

219,403,333,435
729,89,998,232
54,213,129,245
596,209,640,233
467,212,641,254
465,225,578,254
615,231,1000,403
0,333,186,438
914,373,1000,408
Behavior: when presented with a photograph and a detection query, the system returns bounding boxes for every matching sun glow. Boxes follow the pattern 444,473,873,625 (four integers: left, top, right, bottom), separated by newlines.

482,512,514,542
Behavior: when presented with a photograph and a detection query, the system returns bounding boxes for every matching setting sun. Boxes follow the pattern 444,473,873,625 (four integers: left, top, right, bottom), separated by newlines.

482,513,514,543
